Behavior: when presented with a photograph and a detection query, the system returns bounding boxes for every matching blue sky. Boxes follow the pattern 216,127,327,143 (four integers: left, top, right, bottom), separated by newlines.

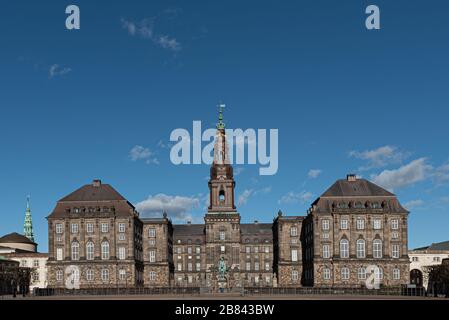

0,1,448,252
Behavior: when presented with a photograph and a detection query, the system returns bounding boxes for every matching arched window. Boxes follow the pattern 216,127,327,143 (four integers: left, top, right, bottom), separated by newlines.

86,241,94,260
341,267,350,280
373,239,383,258
219,190,225,202
356,239,366,258
340,239,349,258
71,241,79,261
323,268,331,280
358,267,367,280
86,269,94,281
101,241,110,260
375,267,383,281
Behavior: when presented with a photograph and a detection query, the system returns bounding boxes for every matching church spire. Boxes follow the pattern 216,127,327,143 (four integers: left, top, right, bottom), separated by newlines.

24,195,34,242
217,103,226,130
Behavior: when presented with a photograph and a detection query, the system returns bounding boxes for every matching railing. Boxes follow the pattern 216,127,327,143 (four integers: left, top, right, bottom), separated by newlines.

32,285,430,297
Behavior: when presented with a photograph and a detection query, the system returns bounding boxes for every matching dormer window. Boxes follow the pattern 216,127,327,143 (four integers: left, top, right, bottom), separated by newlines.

372,202,381,209
354,202,364,209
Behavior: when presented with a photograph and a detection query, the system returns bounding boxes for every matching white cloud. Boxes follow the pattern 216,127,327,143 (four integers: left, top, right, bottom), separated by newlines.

121,18,181,52
279,191,313,205
129,145,159,165
49,64,72,78
136,194,200,222
308,169,322,179
434,163,449,184
234,167,245,176
404,199,424,209
370,158,431,191
349,145,409,170
237,186,272,206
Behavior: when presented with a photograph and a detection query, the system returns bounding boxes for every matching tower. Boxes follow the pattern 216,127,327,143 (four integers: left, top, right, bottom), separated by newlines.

208,104,237,213
24,195,35,242
205,104,242,290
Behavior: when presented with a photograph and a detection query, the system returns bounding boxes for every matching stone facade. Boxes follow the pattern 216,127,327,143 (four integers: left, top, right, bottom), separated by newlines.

46,115,410,290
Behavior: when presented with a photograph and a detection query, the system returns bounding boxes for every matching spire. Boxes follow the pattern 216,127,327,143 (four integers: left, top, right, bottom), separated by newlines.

23,195,34,242
217,103,226,130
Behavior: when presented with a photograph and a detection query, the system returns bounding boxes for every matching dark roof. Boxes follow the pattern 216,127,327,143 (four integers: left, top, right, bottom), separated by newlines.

173,224,205,237
320,178,395,197
0,233,35,245
240,223,273,235
412,241,449,251
48,180,136,219
59,182,126,202
429,241,449,251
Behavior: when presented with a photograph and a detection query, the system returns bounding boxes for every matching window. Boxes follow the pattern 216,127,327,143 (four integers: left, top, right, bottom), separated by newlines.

393,268,401,280
177,263,182,272
391,219,399,230
341,267,350,280
149,239,155,246
246,246,251,254
392,245,400,258
188,263,193,272
392,231,399,239
32,272,39,282
340,239,349,258
254,262,260,271
246,262,251,271
323,268,331,280
358,267,367,280
340,219,348,230
219,190,225,202
412,257,419,262
71,223,78,234
265,276,271,284
322,220,330,231
73,268,80,283
323,245,330,259
291,249,298,262
373,219,382,230
373,239,383,258
20,260,27,267
33,260,39,268
177,247,182,254
219,231,226,241
101,269,109,281
56,236,62,242
86,269,94,281
220,246,226,253
56,248,63,261
149,250,156,263
264,246,270,254
433,257,441,262
119,269,126,280
356,219,365,230
254,246,259,254
149,228,156,237
86,242,94,260
119,223,126,233
101,223,108,233
56,270,63,281
119,247,126,260
290,227,298,237
119,233,126,241
265,262,270,271
322,233,329,239
149,271,156,281
71,242,79,261
375,267,383,281
196,263,201,271
101,241,110,260
187,247,192,254
56,223,63,234
356,239,366,258
196,247,201,254
292,270,299,281
86,223,94,233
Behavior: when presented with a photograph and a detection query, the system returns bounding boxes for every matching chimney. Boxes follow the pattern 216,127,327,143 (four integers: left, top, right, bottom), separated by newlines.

347,174,357,182
92,179,102,187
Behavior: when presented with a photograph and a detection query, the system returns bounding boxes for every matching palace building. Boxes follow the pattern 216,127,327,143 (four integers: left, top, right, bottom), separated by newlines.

46,109,410,289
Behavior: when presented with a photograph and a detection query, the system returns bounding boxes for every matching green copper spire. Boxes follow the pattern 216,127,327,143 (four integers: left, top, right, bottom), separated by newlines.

23,195,34,242
217,103,226,129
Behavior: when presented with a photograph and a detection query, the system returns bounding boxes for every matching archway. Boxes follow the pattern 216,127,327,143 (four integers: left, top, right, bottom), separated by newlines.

410,269,423,287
